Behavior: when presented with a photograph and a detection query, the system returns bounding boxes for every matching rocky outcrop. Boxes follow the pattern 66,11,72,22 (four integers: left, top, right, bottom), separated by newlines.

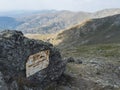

0,30,66,90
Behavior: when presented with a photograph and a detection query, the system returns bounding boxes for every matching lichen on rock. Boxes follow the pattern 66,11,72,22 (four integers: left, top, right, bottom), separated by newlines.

0,30,66,90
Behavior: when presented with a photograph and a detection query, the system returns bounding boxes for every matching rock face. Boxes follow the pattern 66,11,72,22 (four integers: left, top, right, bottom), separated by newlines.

0,30,66,90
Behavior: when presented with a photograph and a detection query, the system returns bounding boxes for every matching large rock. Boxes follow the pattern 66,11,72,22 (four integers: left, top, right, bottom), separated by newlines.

0,30,66,90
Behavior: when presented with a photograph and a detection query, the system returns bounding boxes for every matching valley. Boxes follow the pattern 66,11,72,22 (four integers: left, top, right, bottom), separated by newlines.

24,13,120,90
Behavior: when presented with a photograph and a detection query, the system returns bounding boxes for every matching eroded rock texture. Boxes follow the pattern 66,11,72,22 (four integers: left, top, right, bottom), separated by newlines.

0,30,66,90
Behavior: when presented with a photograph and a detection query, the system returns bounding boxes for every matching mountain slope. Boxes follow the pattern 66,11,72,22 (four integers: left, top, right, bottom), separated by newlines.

16,11,91,33
17,8,120,34
55,14,120,48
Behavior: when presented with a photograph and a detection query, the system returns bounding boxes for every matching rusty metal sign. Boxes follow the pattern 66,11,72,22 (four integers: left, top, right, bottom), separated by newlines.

26,50,50,77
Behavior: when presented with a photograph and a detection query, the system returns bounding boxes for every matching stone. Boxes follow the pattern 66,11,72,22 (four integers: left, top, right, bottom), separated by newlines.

67,57,75,63
67,57,82,64
26,50,50,77
0,72,8,90
0,30,66,90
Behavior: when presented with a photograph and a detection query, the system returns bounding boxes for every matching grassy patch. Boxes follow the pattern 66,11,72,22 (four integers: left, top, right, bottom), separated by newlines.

61,43,120,58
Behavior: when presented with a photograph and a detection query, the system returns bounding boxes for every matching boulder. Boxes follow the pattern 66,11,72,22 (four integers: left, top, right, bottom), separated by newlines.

67,57,82,64
0,30,66,90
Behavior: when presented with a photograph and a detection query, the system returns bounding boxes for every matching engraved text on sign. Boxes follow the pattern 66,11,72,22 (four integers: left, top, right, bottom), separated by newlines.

26,50,49,77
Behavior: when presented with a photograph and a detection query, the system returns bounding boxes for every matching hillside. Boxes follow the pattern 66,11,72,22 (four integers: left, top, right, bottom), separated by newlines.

25,14,120,59
1,9,120,34
0,10,56,17
56,14,120,49
16,11,91,33
48,14,120,90
16,8,120,34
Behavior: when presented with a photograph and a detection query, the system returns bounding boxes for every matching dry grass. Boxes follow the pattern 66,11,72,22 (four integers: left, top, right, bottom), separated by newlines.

25,32,63,45
25,34,54,41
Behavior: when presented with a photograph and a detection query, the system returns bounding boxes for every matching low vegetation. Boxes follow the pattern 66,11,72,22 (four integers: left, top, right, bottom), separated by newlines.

61,44,120,58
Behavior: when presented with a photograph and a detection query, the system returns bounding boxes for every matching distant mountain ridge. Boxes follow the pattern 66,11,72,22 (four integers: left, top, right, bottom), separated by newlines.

0,8,120,34
0,10,57,17
0,16,22,30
